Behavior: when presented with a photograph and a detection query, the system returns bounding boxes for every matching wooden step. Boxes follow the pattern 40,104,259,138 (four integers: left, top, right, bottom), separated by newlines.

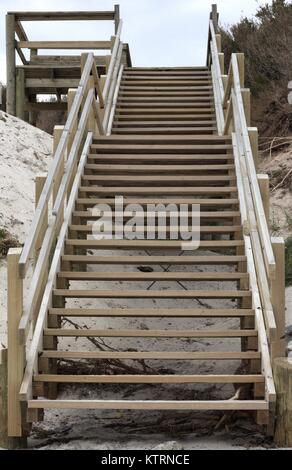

69,225,242,235
121,80,212,85
81,175,236,184
44,328,256,337
124,67,209,71
58,271,248,282
61,255,246,265
113,121,216,127
112,127,216,135
53,289,250,299
117,103,213,109
87,155,234,163
90,145,232,154
84,164,235,173
34,374,264,384
71,210,240,220
116,108,215,115
48,308,254,318
118,96,213,102
40,350,260,360
27,399,269,411
76,197,239,206
119,87,213,92
115,114,215,121
123,71,211,76
93,135,230,144
65,239,244,249
79,186,238,195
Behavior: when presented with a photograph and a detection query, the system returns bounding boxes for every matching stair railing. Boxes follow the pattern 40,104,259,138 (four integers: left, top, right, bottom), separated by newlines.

207,5,286,404
7,18,125,436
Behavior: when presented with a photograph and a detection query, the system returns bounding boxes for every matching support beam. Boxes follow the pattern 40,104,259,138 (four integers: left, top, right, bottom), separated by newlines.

34,175,48,264
7,248,26,439
114,4,120,34
248,127,258,170
274,358,292,446
257,174,270,223
16,68,25,120
0,349,26,448
242,88,251,126
6,14,16,115
271,238,286,359
236,53,245,87
211,4,218,32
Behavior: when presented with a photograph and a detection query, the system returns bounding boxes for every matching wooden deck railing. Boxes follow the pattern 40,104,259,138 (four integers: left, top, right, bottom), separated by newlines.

207,5,285,375
6,16,124,436
6,6,121,116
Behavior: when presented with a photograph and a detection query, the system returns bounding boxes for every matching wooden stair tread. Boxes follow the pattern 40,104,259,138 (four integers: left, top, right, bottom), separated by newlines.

27,400,269,411
87,154,234,161
76,197,239,205
112,128,216,135
113,121,216,126
53,289,251,298
44,328,257,337
57,271,248,281
61,255,247,264
48,308,254,317
84,163,234,171
65,239,244,249
40,350,260,360
79,186,238,194
33,374,264,384
69,225,242,234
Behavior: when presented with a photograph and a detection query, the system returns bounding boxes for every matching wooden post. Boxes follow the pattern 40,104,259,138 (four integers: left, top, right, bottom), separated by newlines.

236,53,245,87
242,88,251,126
215,34,221,52
16,68,25,121
7,248,26,439
53,125,65,236
34,174,48,264
0,348,27,449
0,348,8,447
219,53,224,74
257,174,270,223
6,14,16,115
100,75,107,91
211,4,218,32
53,125,65,204
114,4,120,34
248,127,258,170
80,54,96,135
271,237,286,359
274,358,292,447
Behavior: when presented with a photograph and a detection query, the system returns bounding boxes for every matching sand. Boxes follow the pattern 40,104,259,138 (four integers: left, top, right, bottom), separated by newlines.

0,113,291,449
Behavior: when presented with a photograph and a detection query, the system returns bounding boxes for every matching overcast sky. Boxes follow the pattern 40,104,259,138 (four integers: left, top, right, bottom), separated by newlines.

0,0,273,83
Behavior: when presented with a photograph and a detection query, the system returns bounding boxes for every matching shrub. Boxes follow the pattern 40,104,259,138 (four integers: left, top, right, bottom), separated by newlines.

220,0,292,137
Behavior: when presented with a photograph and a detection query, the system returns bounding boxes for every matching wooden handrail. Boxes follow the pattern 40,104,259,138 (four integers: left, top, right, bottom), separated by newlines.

106,64,124,135
207,6,277,360
17,21,124,340
18,41,112,50
18,53,94,277
103,20,123,101
103,42,124,130
19,133,93,401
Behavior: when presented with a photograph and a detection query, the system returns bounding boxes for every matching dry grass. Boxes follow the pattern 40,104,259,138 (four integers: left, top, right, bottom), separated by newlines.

0,228,21,257
220,0,292,138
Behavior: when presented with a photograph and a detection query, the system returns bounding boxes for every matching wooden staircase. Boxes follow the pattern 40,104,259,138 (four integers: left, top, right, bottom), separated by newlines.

7,7,282,441
26,67,272,415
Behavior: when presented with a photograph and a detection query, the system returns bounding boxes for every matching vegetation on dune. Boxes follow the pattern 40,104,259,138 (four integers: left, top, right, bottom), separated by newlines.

0,228,21,257
220,0,292,137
